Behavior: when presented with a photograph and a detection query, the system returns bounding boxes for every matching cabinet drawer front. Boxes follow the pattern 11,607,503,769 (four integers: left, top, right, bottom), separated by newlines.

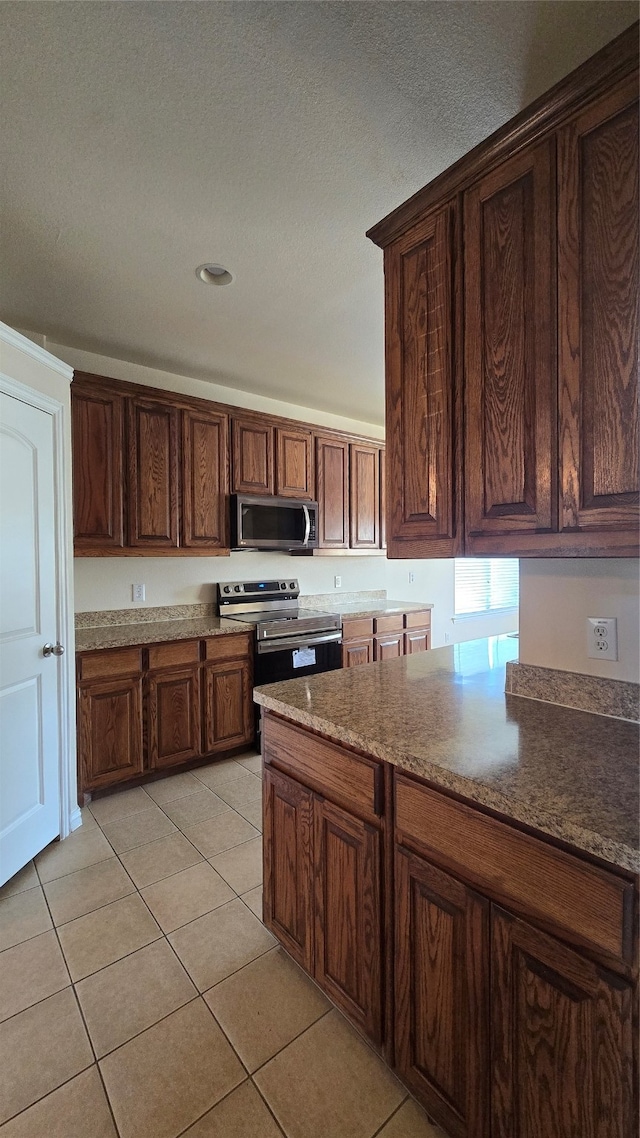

263,714,383,819
403,610,432,631
395,775,633,965
78,647,142,681
204,632,252,662
342,617,374,640
147,640,200,670
373,614,404,634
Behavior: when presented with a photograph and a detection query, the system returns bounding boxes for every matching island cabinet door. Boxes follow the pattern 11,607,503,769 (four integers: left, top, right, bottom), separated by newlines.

263,766,314,972
314,798,383,1046
491,906,635,1138
394,847,490,1138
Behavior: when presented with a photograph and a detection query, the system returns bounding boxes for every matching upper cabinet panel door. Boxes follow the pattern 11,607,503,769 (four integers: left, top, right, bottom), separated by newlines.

558,75,639,549
127,398,179,548
379,448,386,550
182,408,229,549
316,436,350,548
384,205,460,557
350,443,380,548
72,383,124,550
275,427,315,499
232,417,275,495
464,141,556,549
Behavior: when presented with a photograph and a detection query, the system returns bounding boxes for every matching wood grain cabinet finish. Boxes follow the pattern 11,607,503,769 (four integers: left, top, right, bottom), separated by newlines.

263,764,315,972
232,416,274,495
147,665,202,770
374,633,403,662
404,628,431,654
316,436,350,547
342,639,374,668
394,848,490,1138
275,427,315,499
204,657,253,754
72,383,125,551
350,443,381,548
127,397,179,549
181,408,229,549
78,676,143,791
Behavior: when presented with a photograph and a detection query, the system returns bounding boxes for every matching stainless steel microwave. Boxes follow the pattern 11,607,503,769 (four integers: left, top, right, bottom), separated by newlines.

230,494,318,551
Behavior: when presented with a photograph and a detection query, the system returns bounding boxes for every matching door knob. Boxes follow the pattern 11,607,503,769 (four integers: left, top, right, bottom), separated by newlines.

43,642,65,657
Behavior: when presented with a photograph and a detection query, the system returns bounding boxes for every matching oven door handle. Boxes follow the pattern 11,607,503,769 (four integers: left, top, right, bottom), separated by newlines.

256,631,342,655
302,503,311,546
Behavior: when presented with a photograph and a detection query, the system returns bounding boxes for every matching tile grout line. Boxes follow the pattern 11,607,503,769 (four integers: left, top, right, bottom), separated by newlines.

368,1095,411,1138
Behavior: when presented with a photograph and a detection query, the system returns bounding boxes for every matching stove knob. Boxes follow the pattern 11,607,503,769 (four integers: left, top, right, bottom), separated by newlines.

223,586,231,594
234,585,242,592
289,582,295,590
280,582,286,590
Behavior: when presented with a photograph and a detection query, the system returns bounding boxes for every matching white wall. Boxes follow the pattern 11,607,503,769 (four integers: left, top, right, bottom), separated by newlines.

519,559,640,683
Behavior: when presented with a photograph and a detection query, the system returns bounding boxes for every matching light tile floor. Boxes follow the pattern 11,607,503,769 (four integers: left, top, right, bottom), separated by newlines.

0,751,443,1138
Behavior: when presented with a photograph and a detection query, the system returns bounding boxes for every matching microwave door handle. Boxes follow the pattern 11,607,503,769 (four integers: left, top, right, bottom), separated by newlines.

302,503,311,546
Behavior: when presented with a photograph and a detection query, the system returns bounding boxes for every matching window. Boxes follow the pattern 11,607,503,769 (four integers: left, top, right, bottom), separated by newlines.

454,559,519,617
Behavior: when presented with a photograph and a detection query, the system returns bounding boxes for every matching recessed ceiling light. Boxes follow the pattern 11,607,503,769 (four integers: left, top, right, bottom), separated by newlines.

196,263,233,286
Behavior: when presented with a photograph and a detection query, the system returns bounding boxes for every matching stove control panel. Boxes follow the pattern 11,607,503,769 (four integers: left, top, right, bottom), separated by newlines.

217,579,300,610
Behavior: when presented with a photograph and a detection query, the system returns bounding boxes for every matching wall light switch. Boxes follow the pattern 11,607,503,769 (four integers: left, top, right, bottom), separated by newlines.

587,617,617,661
132,583,145,603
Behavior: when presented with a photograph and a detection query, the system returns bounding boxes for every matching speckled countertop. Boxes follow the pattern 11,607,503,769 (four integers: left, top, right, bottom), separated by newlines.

254,637,640,873
75,617,255,652
327,600,434,620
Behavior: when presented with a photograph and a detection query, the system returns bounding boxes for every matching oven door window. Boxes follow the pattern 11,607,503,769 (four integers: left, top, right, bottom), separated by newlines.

241,503,305,544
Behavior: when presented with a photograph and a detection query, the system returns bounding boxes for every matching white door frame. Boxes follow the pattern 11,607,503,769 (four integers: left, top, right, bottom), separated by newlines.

0,363,79,840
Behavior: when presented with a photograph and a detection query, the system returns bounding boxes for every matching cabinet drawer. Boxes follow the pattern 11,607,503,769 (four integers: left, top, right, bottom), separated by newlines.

204,632,252,662
342,617,374,640
78,647,142,681
403,610,432,631
147,640,200,670
395,775,634,965
374,614,404,634
263,713,383,819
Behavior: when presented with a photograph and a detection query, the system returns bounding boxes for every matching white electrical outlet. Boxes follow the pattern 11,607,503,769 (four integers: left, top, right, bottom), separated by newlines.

408,571,415,584
587,617,618,661
132,583,145,603
334,575,342,589
444,632,451,644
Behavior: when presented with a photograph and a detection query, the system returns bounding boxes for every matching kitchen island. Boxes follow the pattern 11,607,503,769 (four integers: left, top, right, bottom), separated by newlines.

254,637,639,1138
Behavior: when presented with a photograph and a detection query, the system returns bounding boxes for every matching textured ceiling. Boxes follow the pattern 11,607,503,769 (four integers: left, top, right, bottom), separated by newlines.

1,1,636,424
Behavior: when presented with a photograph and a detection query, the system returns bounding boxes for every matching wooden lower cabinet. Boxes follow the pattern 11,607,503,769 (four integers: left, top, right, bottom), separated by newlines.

263,765,314,971
342,638,374,668
204,658,253,753
404,628,430,654
374,632,403,661
78,676,143,790
147,666,202,770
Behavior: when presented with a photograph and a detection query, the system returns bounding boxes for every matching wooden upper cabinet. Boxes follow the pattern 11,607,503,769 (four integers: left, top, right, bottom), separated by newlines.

232,416,274,495
71,382,124,551
464,142,557,549
275,427,314,499
350,443,380,548
181,407,229,549
379,448,386,549
384,205,460,557
316,435,350,547
558,75,639,549
127,397,179,548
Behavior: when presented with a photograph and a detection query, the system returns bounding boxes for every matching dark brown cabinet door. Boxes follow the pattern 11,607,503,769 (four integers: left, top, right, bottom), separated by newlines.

374,633,403,662
395,848,490,1138
182,408,229,549
314,797,382,1045
379,448,386,550
263,765,314,971
384,205,460,557
342,639,374,668
232,417,274,495
404,629,430,654
147,666,202,770
78,677,143,790
558,75,639,552
127,398,179,548
464,141,556,551
350,443,380,548
275,427,314,499
72,382,124,551
204,658,252,753
316,436,350,547
491,906,634,1138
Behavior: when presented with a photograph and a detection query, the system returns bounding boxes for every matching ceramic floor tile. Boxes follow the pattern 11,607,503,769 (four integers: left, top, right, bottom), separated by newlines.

0,930,70,1022
0,861,38,899
182,1079,282,1138
162,788,231,830
210,836,263,894
143,771,202,805
375,1098,443,1138
99,998,245,1138
236,798,263,831
78,806,99,830
140,861,234,933
169,898,276,991
214,773,263,810
241,886,263,920
119,831,203,889
76,938,197,1058
43,857,135,926
0,887,52,951
235,753,262,775
0,988,93,1125
254,1009,404,1138
88,785,154,826
184,810,259,858
0,1066,117,1138
205,946,329,1072
35,827,114,883
193,759,249,791
100,806,177,854
58,893,161,981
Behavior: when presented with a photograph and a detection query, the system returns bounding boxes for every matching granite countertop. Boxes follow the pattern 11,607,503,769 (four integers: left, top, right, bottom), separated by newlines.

326,600,434,620
75,616,256,652
254,637,639,873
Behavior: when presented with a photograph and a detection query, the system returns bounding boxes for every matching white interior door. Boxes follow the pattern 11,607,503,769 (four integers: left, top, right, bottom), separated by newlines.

0,390,61,884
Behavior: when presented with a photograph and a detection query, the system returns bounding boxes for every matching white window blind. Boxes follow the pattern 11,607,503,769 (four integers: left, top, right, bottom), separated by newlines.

454,559,519,617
